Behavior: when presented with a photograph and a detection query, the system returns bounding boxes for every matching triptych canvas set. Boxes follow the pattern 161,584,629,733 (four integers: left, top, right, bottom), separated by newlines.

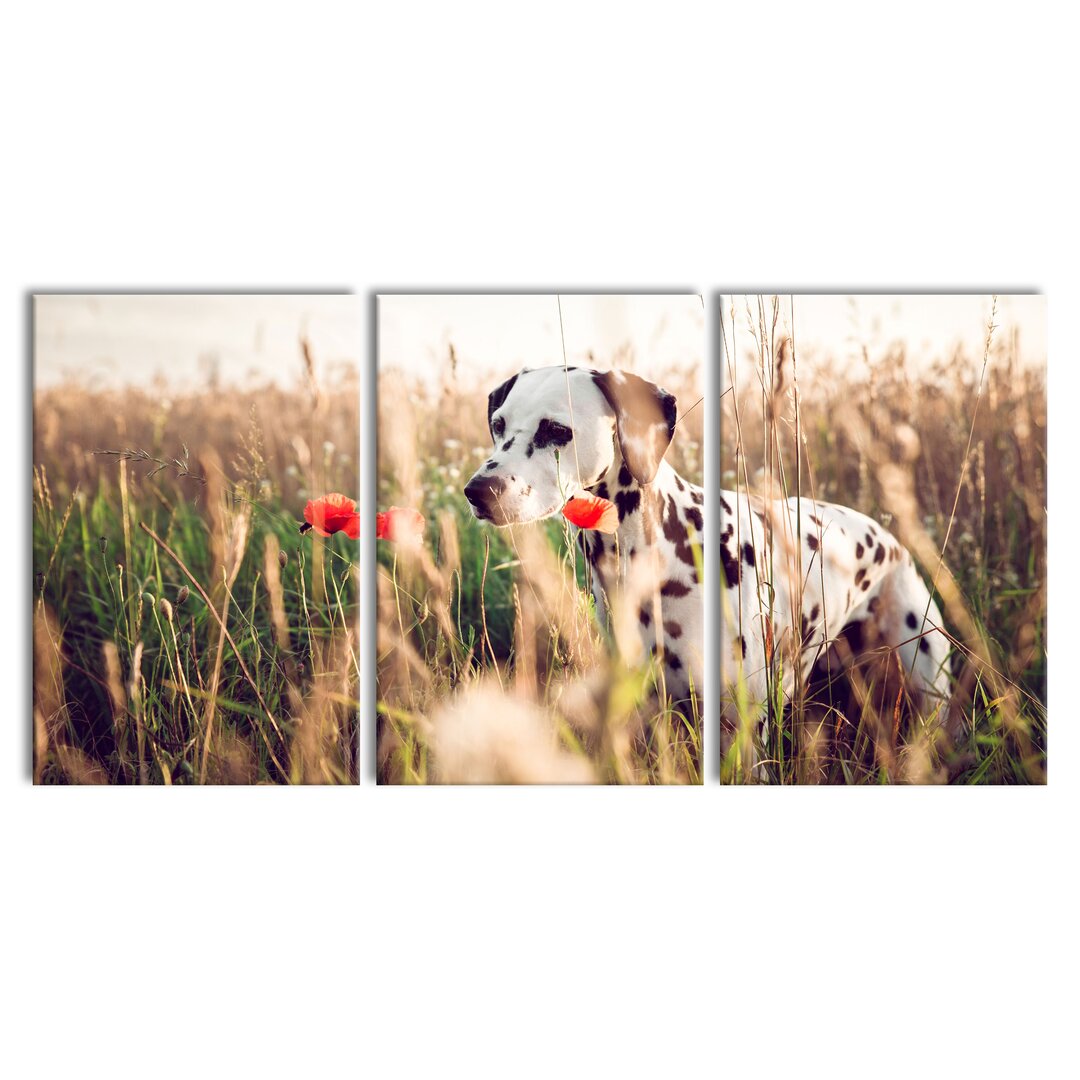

32,293,1047,784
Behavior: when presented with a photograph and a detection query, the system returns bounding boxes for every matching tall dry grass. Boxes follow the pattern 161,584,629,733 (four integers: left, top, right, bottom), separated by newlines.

376,350,704,784
721,296,1046,784
32,352,359,784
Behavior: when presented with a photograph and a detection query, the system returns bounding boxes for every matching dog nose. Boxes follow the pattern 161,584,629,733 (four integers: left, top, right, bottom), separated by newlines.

464,474,506,514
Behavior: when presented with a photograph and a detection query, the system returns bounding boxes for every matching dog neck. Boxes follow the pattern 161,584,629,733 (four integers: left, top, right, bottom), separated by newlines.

582,454,686,584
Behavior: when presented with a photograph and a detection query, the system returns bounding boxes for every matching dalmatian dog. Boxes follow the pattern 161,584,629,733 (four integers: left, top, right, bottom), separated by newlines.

720,490,951,759
464,366,704,709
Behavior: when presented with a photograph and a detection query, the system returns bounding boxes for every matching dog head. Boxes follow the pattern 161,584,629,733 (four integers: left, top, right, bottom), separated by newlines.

464,366,677,526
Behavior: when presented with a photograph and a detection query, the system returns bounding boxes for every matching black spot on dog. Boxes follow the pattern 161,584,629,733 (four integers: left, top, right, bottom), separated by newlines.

841,619,865,654
721,542,739,588
865,532,874,548
919,638,930,654
661,579,691,598
855,567,866,585
582,531,606,567
742,541,755,567
691,488,703,505
663,494,698,576
720,496,733,515
615,488,641,521
639,607,651,627
501,437,515,452
532,418,574,450
664,620,683,639
906,611,918,629
685,506,703,532
855,542,864,559
668,654,682,670
873,544,886,565
806,533,819,551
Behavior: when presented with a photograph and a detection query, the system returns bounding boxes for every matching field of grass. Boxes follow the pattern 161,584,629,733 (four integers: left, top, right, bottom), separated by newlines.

720,297,1047,784
376,354,705,784
33,359,359,784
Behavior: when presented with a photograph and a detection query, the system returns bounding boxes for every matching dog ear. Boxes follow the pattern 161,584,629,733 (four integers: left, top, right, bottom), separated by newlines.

486,372,520,439
592,370,677,485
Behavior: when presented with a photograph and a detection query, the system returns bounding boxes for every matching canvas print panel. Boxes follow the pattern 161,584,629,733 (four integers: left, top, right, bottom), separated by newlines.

719,294,1046,784
377,294,705,784
33,294,360,784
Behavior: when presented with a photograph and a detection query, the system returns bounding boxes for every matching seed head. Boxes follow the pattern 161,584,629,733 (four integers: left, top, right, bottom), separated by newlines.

143,592,156,607
278,550,288,570
99,536,108,554
176,585,190,606
159,598,174,623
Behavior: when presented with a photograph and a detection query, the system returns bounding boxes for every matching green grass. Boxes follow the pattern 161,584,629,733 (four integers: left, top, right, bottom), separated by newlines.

33,377,359,785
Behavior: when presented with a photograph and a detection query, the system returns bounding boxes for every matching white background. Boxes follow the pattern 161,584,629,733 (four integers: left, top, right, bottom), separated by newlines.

3,2,1075,1077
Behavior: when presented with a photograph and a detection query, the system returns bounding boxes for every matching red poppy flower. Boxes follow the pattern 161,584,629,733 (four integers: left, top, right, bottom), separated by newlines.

376,506,426,546
562,495,619,534
301,493,360,539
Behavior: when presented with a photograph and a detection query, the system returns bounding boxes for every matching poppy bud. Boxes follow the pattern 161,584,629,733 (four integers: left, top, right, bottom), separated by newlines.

278,550,288,570
99,536,108,553
143,592,156,607
176,586,190,606
159,598,174,623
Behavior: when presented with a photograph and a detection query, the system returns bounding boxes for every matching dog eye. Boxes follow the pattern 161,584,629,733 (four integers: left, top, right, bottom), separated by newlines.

492,417,505,437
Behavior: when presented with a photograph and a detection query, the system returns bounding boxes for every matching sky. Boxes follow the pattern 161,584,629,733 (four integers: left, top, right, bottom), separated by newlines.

723,294,1046,381
378,294,706,385
34,294,360,389
34,293,1044,392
